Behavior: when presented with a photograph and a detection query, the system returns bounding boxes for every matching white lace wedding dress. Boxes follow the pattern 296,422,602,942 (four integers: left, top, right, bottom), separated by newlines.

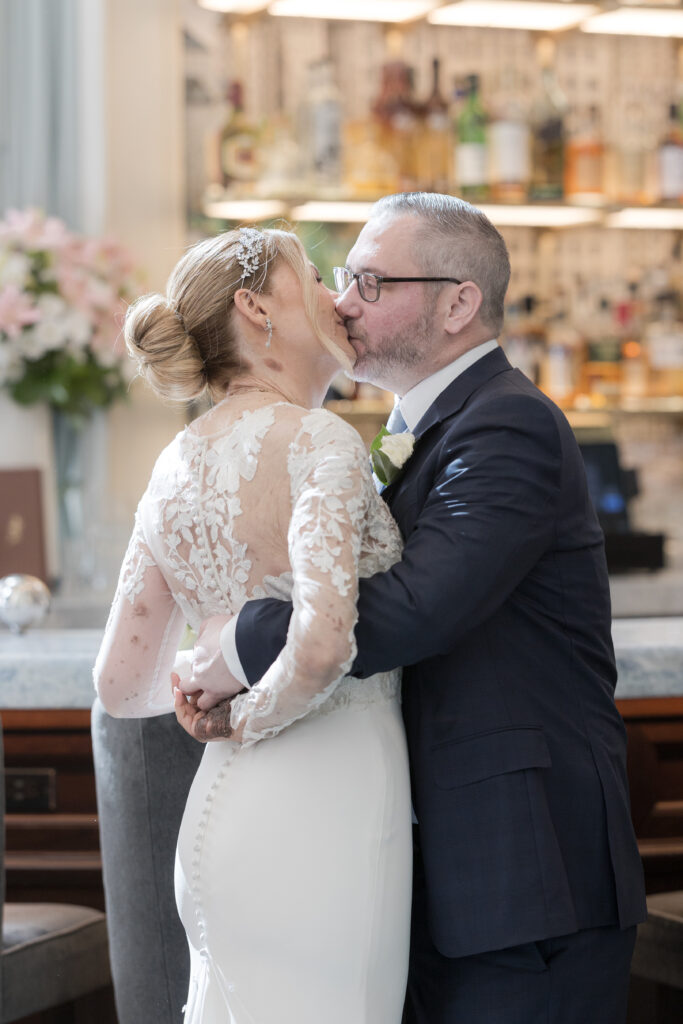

94,397,413,1024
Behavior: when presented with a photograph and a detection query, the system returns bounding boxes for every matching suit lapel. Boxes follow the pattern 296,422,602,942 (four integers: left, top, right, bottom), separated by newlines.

412,346,512,440
378,347,513,500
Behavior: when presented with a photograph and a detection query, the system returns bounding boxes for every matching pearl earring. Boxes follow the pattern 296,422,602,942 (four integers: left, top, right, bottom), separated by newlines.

265,318,273,349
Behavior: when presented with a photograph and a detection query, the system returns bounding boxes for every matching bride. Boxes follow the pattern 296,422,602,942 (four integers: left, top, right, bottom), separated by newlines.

93,226,412,1024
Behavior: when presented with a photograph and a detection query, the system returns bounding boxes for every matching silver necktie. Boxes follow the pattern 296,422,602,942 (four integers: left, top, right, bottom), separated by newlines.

386,403,407,434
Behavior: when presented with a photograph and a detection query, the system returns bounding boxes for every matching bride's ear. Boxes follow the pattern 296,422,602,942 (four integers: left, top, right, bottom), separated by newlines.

234,288,269,330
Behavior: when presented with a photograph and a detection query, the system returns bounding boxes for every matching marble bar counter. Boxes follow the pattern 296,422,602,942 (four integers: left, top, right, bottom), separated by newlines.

609,567,683,620
0,618,680,709
612,617,683,699
0,629,103,708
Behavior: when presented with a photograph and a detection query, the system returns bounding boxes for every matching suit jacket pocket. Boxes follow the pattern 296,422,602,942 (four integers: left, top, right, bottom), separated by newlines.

433,726,551,789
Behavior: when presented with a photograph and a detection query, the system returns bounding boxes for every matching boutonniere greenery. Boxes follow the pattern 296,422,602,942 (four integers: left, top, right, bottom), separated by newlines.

370,426,416,487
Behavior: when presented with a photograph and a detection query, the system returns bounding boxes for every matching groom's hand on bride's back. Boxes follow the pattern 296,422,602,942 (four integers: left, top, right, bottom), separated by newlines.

172,677,235,743
179,613,244,709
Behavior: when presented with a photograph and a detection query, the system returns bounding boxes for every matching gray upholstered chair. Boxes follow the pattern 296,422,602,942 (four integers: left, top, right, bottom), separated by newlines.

0,725,112,1023
629,891,683,1023
631,891,683,990
92,699,203,1024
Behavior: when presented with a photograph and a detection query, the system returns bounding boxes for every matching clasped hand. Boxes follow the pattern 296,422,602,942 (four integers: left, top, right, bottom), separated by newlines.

172,613,244,743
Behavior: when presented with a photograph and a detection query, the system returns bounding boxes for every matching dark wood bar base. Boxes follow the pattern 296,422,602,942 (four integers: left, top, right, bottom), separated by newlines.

2,710,104,911
619,697,683,894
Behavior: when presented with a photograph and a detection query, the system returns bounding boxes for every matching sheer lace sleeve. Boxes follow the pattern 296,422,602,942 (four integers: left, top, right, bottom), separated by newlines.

228,409,371,745
94,507,185,717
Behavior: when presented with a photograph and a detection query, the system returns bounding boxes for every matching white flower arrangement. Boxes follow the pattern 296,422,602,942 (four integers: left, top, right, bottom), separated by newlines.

370,425,416,486
0,208,141,420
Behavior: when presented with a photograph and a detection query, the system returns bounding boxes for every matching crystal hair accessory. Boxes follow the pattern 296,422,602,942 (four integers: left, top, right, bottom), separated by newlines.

236,227,265,279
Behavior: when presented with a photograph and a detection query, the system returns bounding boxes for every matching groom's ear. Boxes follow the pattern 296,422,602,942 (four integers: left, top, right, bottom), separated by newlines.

443,281,483,335
234,288,269,327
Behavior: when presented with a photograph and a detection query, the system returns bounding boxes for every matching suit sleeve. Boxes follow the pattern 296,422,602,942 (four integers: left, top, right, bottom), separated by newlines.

237,395,563,684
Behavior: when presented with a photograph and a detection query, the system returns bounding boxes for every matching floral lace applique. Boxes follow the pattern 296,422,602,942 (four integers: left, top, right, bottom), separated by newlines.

95,403,404,722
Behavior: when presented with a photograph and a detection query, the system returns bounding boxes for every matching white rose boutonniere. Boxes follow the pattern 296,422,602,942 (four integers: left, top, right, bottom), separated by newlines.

370,425,416,487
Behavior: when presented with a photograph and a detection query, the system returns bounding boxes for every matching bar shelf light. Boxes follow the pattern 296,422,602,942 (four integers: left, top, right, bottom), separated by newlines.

268,0,438,20
203,198,683,230
198,0,268,12
429,1,599,31
606,208,683,230
199,0,683,35
581,5,683,37
204,199,604,227
203,198,288,221
198,0,440,19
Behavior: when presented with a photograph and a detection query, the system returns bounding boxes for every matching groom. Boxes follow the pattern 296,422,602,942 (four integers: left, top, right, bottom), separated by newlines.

180,193,646,1023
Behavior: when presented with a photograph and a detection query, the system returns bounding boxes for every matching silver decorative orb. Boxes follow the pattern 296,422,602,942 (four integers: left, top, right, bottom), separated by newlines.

0,575,51,634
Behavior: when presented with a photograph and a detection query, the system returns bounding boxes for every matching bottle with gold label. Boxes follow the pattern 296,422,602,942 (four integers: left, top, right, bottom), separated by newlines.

372,61,420,192
417,58,451,192
219,80,260,192
645,286,683,396
565,105,605,204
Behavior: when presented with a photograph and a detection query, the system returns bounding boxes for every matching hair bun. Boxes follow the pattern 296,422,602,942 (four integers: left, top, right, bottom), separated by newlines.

124,293,206,402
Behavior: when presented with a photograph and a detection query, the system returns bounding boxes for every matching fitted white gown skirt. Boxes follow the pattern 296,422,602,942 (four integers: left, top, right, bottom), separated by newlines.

175,686,413,1024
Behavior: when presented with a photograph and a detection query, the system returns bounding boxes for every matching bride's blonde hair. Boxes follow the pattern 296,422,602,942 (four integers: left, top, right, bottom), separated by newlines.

125,227,344,403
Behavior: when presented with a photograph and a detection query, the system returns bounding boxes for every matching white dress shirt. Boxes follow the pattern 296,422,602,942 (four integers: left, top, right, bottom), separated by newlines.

220,338,500,687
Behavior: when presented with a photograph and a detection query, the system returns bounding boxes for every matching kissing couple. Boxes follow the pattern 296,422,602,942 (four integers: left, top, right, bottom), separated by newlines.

95,192,646,1024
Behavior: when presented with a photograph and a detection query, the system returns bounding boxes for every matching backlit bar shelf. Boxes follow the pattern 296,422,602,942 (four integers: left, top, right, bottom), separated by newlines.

202,197,683,230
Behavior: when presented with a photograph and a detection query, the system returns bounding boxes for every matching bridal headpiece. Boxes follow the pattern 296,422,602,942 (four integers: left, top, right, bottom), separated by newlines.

235,227,265,280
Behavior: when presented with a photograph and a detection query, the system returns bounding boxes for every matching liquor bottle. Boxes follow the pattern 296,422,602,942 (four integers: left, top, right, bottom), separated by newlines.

583,296,622,401
257,113,304,198
529,39,566,202
488,68,530,203
645,286,683,396
372,61,420,191
416,58,451,192
543,294,582,404
607,95,652,205
342,116,399,198
454,74,489,202
502,295,546,384
617,283,649,399
219,80,260,192
302,59,343,190
564,105,605,204
657,103,683,203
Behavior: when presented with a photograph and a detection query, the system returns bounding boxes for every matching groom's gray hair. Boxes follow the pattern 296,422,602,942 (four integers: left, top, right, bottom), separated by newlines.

370,193,511,335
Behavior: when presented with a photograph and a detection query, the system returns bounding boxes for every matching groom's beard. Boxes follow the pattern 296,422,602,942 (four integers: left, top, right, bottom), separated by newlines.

348,307,437,388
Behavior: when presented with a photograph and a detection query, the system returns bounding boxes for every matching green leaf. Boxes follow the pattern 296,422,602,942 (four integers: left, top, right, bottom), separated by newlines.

370,446,402,487
6,347,128,419
369,424,390,454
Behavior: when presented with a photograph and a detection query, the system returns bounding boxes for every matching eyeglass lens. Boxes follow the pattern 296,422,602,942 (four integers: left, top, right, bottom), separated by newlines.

333,268,380,302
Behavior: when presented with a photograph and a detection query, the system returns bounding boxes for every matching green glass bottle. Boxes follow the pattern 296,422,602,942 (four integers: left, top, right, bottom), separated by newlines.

455,74,489,202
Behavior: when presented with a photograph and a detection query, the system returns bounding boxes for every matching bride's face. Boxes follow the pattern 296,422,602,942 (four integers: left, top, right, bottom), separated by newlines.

267,261,356,371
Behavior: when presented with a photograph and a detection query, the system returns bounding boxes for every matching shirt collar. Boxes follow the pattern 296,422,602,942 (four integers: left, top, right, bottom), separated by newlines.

398,339,499,432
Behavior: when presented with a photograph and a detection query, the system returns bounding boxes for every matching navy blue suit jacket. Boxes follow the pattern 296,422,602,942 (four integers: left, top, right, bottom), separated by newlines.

236,347,647,959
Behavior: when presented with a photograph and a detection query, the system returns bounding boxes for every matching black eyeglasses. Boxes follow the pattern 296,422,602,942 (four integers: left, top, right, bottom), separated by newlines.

333,267,462,303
